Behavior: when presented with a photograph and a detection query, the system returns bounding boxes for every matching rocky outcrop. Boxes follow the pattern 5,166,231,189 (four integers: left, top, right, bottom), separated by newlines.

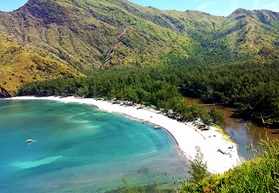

0,86,11,98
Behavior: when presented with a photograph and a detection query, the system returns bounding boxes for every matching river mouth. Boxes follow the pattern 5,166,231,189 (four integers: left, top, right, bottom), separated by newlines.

0,100,189,193
185,97,279,160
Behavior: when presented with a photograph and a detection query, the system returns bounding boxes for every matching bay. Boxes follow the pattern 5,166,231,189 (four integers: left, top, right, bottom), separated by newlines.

0,100,189,193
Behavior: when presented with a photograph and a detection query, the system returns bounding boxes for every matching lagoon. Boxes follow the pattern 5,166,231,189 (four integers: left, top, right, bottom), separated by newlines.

0,100,189,192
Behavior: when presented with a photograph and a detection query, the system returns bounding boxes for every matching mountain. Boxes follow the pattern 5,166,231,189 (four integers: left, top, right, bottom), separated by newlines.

0,0,192,69
0,0,278,96
0,32,83,95
219,9,279,59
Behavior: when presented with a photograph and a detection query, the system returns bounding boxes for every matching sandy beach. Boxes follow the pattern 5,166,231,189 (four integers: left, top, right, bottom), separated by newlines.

10,96,241,174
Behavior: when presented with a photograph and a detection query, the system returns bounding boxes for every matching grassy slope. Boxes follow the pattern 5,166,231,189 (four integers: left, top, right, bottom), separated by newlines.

111,3,279,62
0,33,83,96
219,9,279,60
0,0,277,70
0,0,192,69
0,0,278,95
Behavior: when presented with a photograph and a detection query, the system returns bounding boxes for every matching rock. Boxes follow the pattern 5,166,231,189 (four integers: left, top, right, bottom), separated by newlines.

0,86,11,98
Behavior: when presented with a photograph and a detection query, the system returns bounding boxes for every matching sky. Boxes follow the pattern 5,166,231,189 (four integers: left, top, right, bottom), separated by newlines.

0,0,28,12
129,0,279,16
0,0,278,16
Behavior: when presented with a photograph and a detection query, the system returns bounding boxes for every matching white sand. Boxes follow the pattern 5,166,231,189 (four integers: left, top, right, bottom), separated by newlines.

10,96,242,174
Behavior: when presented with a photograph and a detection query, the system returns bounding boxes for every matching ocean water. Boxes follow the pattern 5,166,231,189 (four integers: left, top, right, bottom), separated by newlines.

0,100,190,193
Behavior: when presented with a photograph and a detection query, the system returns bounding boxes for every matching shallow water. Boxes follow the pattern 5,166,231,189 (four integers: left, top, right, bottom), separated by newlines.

0,100,189,193
185,97,279,160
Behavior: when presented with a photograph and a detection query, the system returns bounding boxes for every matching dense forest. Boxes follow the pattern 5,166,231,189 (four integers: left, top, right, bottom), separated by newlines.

18,59,279,125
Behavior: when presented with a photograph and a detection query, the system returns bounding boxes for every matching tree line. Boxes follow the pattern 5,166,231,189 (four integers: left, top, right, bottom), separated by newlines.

18,59,279,125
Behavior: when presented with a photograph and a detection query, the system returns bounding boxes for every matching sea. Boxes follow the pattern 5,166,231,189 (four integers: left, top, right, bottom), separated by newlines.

0,99,190,193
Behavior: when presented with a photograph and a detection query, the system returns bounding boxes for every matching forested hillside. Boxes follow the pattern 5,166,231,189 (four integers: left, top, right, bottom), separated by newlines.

0,0,279,123
18,60,279,124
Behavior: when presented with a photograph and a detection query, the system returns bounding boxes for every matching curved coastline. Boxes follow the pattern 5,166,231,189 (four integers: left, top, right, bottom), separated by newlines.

10,96,242,174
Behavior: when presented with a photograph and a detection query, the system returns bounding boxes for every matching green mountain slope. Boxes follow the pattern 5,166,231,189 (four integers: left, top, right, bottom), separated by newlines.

0,0,276,68
0,0,192,69
0,33,83,96
106,3,279,62
219,9,279,60
0,0,278,95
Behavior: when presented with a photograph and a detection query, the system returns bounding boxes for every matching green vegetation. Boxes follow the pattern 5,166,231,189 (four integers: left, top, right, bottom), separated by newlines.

0,33,83,96
209,106,224,126
0,0,278,96
117,139,279,193
181,139,279,193
119,179,146,193
18,60,279,124
17,66,218,124
1,0,279,69
188,147,210,183
177,61,279,124
0,0,279,192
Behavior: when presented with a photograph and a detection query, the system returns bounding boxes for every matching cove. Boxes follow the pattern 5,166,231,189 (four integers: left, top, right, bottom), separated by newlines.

0,100,189,193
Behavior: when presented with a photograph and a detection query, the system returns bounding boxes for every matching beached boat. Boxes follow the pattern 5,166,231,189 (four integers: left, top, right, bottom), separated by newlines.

154,125,161,129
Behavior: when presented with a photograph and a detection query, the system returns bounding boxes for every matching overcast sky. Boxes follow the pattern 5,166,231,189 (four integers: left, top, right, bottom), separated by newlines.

0,0,278,16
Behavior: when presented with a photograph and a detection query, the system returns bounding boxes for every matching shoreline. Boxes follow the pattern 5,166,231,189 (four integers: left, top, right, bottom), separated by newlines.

9,96,242,174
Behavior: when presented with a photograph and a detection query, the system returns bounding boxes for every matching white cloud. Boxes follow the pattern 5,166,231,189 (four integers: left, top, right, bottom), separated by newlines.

198,3,209,11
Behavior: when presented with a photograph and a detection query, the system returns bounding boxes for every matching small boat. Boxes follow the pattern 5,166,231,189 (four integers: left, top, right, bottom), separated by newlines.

154,125,161,129
26,139,33,143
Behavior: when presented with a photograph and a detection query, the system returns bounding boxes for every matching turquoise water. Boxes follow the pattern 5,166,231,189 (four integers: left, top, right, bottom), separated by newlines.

0,100,189,193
